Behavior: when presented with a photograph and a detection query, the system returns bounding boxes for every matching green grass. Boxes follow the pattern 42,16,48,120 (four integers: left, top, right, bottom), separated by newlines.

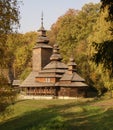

0,98,113,130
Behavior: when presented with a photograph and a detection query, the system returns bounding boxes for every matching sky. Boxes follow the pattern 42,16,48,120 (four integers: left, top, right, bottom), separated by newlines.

19,0,100,33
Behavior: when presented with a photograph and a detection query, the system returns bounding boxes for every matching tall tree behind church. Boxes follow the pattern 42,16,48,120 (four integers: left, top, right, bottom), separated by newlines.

48,3,100,88
89,0,113,94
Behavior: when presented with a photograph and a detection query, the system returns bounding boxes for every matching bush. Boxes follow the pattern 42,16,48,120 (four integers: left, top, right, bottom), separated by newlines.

0,74,17,116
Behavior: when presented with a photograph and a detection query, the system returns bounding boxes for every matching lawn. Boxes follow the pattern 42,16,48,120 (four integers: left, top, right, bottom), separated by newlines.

0,98,113,130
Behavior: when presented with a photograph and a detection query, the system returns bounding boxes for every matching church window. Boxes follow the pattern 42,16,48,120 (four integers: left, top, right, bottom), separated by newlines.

45,78,50,82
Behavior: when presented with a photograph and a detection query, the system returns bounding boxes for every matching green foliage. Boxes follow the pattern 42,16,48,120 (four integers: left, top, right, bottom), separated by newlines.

19,67,31,80
56,9,78,62
56,3,100,63
102,71,113,91
6,32,37,79
0,74,17,115
75,3,100,41
49,3,100,91
91,41,113,74
101,0,113,20
0,0,20,116
89,3,113,92
87,1,113,94
90,5,113,62
0,0,20,33
89,64,105,94
0,0,20,66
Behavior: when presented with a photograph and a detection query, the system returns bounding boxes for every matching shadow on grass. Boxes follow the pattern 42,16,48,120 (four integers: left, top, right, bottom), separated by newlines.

0,100,113,130
64,107,113,130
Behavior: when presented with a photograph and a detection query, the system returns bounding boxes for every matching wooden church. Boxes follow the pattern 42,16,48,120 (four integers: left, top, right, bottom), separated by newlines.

20,16,88,99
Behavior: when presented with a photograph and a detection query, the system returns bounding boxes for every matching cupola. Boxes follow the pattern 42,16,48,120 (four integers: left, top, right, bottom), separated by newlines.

37,12,49,44
68,56,77,74
50,44,62,61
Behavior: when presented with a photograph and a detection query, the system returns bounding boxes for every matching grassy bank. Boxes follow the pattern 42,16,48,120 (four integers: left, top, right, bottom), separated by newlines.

0,98,113,130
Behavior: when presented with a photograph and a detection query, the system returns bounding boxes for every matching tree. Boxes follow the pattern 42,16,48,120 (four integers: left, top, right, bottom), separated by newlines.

101,0,113,20
0,74,16,115
56,9,79,62
0,0,20,66
54,3,100,78
90,0,113,73
6,32,37,80
48,3,101,93
90,3,113,75
89,1,113,94
0,0,20,114
49,3,100,63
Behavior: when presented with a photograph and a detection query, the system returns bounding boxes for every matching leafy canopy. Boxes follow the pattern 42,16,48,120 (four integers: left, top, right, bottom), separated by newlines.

0,0,20,66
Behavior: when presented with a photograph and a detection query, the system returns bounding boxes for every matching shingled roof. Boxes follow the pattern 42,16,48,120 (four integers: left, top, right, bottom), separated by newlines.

56,82,88,87
36,44,68,79
19,15,88,90
60,72,85,82
33,43,52,49
44,61,67,70
20,73,55,88
58,56,88,88
20,71,39,87
12,80,21,86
